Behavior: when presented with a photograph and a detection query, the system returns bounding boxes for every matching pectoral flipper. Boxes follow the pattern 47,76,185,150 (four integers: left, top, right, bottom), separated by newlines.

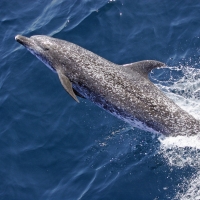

57,70,79,103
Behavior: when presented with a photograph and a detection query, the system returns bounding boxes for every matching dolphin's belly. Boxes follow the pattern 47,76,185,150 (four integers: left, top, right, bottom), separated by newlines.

72,82,170,134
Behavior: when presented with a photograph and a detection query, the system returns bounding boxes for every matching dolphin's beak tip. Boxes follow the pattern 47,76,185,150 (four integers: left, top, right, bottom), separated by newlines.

15,35,29,45
15,35,22,42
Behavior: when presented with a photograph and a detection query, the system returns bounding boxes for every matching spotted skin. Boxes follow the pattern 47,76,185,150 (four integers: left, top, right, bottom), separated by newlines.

15,35,200,136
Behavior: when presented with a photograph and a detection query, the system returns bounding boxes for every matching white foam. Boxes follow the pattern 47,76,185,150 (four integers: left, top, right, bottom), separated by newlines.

159,135,200,149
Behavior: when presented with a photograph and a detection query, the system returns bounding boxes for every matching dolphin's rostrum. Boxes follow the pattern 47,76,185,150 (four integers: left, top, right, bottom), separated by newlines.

15,35,200,136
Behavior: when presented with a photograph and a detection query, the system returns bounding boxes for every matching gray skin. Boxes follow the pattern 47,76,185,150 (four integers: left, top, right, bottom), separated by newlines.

15,35,200,136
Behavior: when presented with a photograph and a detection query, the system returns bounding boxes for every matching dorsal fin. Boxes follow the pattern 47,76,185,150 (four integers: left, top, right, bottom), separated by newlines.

122,60,165,78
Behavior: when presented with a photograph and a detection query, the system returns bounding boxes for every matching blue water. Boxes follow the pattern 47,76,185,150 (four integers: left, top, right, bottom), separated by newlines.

1,0,200,199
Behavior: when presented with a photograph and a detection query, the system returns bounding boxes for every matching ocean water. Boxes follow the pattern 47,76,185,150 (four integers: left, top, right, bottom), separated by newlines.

1,0,200,199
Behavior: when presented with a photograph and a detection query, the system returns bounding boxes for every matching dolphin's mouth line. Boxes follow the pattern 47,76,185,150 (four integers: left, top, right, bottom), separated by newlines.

15,35,48,51
15,35,38,48
15,35,29,45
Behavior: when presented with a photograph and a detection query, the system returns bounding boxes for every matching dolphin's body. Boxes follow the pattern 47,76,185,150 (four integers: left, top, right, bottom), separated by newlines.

15,35,200,136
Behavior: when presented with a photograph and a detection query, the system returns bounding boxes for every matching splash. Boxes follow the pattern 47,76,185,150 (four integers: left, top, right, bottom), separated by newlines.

153,63,200,199
152,64,200,119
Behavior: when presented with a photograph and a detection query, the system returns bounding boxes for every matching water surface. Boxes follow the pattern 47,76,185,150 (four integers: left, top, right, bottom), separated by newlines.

1,0,200,199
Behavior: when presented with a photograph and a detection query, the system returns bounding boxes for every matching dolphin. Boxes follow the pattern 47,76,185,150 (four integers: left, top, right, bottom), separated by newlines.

15,35,200,136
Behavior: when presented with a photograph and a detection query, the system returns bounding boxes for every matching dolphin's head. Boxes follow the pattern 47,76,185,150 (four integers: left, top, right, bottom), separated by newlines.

15,35,64,72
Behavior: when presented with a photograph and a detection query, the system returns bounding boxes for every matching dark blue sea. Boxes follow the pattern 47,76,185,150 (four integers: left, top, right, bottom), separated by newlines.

1,1,200,199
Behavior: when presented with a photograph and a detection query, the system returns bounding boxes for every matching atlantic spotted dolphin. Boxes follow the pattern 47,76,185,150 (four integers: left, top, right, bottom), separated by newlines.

15,35,200,136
